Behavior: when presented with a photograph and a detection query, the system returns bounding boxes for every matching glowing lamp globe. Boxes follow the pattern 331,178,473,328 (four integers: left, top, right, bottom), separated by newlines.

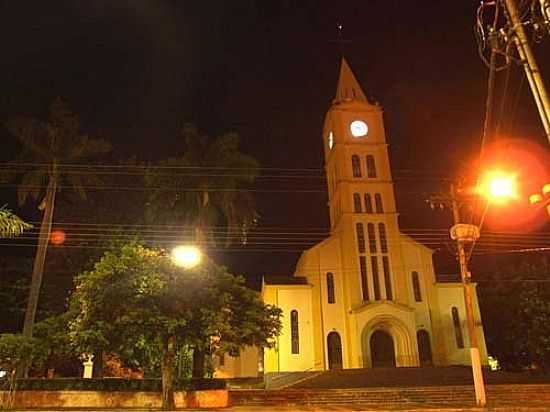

478,170,517,203
50,230,66,245
171,245,202,269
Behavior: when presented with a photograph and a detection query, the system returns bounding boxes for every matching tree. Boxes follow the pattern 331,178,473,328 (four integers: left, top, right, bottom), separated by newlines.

477,256,550,371
3,97,111,349
69,242,281,410
0,207,31,238
145,124,259,246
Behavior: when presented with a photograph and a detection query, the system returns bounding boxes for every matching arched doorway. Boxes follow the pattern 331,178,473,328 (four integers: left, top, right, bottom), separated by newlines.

327,332,343,370
370,329,396,367
417,329,433,366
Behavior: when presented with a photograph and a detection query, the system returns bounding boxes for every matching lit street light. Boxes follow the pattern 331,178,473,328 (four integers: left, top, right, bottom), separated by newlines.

478,170,518,203
171,245,202,269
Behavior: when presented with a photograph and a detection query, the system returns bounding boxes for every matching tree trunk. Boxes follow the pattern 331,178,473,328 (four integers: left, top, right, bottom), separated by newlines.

161,336,176,411
192,347,205,378
93,349,103,378
19,176,57,377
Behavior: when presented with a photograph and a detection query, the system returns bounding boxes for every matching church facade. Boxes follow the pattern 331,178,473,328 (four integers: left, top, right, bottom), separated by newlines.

216,58,488,378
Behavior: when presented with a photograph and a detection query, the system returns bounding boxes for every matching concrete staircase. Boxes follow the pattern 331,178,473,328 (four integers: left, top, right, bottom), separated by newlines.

290,366,550,389
230,368,550,408
230,384,550,408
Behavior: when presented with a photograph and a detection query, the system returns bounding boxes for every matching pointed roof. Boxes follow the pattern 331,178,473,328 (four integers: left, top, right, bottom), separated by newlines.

335,57,369,104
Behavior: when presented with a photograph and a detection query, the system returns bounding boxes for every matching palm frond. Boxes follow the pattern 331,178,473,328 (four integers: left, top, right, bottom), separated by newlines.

4,117,52,160
17,168,48,206
0,207,32,238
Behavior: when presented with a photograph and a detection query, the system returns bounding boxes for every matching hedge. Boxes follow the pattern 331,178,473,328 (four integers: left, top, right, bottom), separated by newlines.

0,378,226,392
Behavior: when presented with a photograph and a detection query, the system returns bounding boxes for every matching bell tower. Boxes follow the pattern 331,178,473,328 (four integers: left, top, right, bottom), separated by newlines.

322,57,403,305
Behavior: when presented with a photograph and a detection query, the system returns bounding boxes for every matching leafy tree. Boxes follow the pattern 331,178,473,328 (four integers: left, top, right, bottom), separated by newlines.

477,256,550,371
2,97,111,349
145,124,259,246
69,242,281,410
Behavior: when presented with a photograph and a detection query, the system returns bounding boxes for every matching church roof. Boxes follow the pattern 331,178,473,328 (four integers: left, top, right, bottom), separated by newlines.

335,57,370,104
263,275,308,286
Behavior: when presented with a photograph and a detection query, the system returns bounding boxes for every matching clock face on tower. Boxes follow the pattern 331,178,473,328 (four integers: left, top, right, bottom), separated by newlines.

350,120,368,137
328,131,334,149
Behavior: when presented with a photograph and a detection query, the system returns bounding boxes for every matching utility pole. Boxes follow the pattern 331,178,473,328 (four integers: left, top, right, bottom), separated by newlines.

429,184,487,406
504,0,550,143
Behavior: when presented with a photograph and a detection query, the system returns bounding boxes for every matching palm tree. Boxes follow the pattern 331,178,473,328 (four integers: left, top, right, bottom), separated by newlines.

0,207,32,238
146,124,259,247
3,97,112,345
146,124,259,378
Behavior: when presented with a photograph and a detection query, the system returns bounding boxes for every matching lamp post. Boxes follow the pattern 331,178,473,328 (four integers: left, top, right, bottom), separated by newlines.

429,173,517,407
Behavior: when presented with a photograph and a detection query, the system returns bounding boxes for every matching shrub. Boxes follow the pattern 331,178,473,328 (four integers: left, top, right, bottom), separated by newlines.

0,378,226,392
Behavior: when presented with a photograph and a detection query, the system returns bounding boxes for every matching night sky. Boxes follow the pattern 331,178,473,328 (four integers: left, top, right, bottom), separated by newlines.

1,1,549,280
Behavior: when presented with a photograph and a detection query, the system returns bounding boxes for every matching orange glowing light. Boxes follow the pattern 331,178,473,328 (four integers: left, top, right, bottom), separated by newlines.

50,230,66,245
478,170,518,203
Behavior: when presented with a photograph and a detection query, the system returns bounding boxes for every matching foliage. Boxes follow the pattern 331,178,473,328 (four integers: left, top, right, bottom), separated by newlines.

0,334,37,373
69,242,280,409
145,124,259,246
0,378,226,391
32,313,80,376
0,207,32,238
3,97,112,206
69,242,282,369
477,256,550,371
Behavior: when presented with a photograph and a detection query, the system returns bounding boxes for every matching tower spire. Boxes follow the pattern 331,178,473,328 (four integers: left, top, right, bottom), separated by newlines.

335,57,369,104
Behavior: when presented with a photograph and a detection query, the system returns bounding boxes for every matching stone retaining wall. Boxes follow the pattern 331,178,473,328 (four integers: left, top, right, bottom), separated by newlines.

0,389,228,409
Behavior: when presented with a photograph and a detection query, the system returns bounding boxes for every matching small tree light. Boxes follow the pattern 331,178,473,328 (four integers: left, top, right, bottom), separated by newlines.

171,245,202,269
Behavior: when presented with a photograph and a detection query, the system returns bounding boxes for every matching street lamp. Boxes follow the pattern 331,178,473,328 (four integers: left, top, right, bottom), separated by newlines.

477,170,518,203
430,176,518,407
171,245,202,269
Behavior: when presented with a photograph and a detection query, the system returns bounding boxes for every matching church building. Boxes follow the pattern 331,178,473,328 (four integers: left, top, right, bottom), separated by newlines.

216,58,488,377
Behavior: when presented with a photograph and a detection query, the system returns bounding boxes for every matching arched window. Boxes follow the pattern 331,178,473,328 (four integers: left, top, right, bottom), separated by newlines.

364,193,373,214
367,223,377,253
356,223,365,254
451,307,464,349
327,272,335,304
412,271,422,302
382,256,393,300
359,256,369,301
353,193,362,213
352,155,362,177
375,193,384,213
290,310,299,354
371,256,381,300
378,223,388,253
366,155,377,178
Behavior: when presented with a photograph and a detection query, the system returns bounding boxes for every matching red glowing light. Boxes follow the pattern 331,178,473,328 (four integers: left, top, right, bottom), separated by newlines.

50,230,66,245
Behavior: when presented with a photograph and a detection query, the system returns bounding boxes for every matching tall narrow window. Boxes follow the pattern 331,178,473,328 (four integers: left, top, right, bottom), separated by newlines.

356,223,366,254
352,155,362,177
364,193,373,214
412,271,422,302
367,223,377,253
360,256,369,301
375,193,384,213
378,223,388,253
327,272,336,304
353,193,362,213
366,155,377,178
290,310,299,354
382,256,393,300
371,256,381,300
451,307,464,349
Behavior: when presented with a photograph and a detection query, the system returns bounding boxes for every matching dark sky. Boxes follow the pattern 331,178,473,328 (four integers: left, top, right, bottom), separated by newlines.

1,1,549,278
